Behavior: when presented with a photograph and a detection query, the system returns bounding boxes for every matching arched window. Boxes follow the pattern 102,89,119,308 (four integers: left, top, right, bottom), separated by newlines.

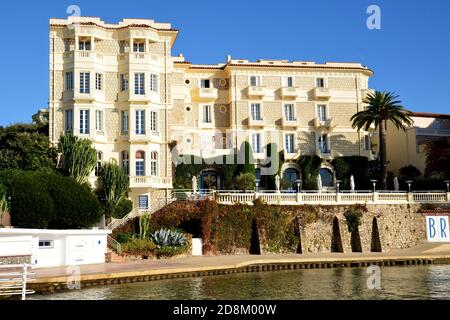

150,151,158,176
135,150,145,176
319,168,334,187
95,151,103,176
121,151,129,175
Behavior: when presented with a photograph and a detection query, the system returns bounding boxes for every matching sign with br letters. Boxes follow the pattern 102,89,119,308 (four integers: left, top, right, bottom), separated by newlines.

426,216,450,242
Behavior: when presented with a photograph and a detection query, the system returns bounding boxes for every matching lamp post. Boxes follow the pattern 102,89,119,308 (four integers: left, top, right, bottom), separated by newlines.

255,179,260,193
336,180,342,193
296,179,301,193
445,180,450,193
370,179,377,193
406,180,413,193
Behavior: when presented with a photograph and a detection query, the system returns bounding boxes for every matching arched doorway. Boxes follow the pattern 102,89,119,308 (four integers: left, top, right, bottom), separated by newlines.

282,167,300,191
319,167,334,187
199,169,221,191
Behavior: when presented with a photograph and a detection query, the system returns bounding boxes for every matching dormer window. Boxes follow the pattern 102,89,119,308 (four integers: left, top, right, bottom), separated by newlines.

78,39,91,51
133,40,145,53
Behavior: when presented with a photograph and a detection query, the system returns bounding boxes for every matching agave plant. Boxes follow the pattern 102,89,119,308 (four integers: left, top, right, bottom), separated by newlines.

151,228,187,248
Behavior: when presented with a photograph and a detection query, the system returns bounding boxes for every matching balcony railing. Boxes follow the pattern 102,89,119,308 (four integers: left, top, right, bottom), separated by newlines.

313,87,331,100
130,176,172,188
215,191,450,205
280,87,299,98
196,88,218,101
247,86,266,98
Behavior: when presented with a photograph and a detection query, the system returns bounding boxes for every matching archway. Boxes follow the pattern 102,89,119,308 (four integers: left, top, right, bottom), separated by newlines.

319,167,334,187
282,167,300,191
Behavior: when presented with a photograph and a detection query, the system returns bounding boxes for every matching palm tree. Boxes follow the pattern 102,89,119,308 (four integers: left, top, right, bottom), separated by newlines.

351,91,414,190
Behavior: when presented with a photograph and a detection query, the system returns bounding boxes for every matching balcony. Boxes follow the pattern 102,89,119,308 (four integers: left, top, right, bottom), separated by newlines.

281,116,299,128
247,86,266,98
248,117,264,127
130,176,173,189
314,117,334,130
313,87,331,100
194,88,218,101
280,87,300,98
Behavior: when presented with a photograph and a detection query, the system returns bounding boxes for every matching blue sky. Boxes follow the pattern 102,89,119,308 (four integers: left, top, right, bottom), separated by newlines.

0,0,449,126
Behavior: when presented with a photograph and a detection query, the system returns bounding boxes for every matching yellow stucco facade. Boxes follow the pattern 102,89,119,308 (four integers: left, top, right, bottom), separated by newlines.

49,16,376,206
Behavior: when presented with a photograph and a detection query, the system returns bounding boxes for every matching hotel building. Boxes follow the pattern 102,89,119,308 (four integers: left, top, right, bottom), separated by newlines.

49,17,375,209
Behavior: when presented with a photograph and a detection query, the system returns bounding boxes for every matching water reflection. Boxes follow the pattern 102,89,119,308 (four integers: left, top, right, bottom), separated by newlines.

32,265,450,300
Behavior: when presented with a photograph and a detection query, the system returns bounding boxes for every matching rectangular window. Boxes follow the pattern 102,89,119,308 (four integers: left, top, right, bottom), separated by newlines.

150,153,157,176
285,134,295,153
121,152,129,175
251,133,261,153
317,105,327,122
251,103,262,120
286,76,294,87
79,72,90,94
79,110,90,134
95,110,103,132
136,159,145,177
150,111,158,132
249,76,261,86
78,40,91,51
120,74,129,91
316,78,325,88
319,134,330,154
284,104,295,121
200,79,210,88
95,73,103,91
203,105,212,123
133,41,145,53
121,111,129,134
364,135,371,151
65,72,73,91
138,195,148,209
38,240,54,249
134,73,145,95
135,110,145,135
65,109,73,132
150,74,158,92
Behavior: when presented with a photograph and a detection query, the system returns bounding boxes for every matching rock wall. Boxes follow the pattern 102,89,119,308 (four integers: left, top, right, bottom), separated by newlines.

298,204,429,253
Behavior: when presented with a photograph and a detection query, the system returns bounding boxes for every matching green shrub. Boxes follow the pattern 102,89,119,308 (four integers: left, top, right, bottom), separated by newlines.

116,232,131,244
121,238,157,257
112,198,133,219
235,173,256,191
344,208,363,233
297,156,322,190
399,165,422,180
332,156,371,190
155,245,188,258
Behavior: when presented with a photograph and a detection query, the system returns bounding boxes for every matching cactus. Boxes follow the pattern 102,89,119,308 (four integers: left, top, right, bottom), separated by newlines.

139,212,151,239
151,228,187,248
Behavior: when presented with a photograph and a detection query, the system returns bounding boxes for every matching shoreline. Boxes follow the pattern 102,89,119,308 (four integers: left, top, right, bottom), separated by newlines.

30,243,450,294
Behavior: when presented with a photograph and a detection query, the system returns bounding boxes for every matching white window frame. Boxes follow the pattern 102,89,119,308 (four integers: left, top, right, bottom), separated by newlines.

284,76,294,87
316,77,326,88
95,73,103,91
201,104,213,124
200,79,211,89
150,73,158,92
138,194,149,210
150,151,158,176
135,110,146,135
95,109,104,133
150,110,158,132
249,102,263,121
121,110,129,134
38,240,54,249
316,104,328,122
133,40,145,53
79,109,90,135
284,103,296,121
134,73,145,95
79,72,90,94
78,39,91,51
135,151,146,177
249,75,262,86
285,133,295,154
251,132,263,154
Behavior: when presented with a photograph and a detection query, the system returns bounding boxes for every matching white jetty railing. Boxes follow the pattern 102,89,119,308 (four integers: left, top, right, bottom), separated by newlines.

215,191,450,205
0,264,35,300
